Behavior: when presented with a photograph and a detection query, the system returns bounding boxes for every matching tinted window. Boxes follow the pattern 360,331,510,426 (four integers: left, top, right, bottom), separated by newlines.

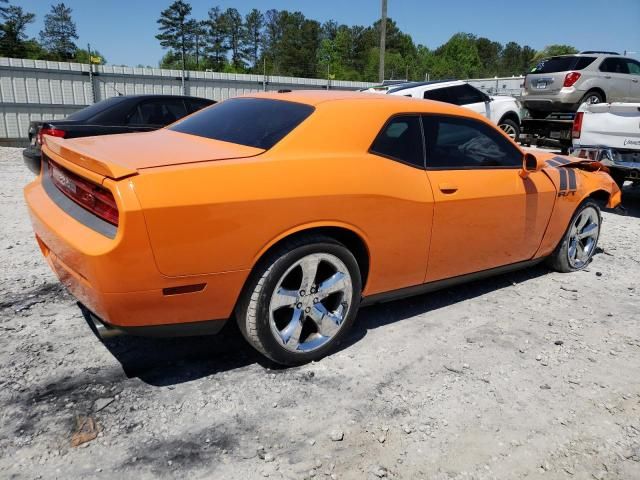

423,115,522,169
599,58,630,74
187,99,214,113
66,96,128,122
170,98,314,149
370,115,424,168
423,88,451,103
625,59,640,75
446,84,486,105
531,56,596,73
127,99,187,125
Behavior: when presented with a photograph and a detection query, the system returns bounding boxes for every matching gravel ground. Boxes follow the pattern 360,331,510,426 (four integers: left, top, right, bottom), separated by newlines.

1,146,639,480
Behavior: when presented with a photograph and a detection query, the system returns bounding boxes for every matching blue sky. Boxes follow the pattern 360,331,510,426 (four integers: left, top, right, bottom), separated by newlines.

14,0,640,66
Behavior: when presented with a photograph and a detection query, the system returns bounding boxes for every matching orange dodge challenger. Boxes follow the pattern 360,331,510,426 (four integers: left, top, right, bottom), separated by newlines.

25,90,621,365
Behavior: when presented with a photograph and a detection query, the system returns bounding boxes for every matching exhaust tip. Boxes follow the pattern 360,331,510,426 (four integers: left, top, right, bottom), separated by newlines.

88,312,124,339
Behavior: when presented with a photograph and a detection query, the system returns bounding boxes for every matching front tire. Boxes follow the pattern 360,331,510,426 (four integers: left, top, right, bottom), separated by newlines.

236,235,362,366
498,118,520,141
546,199,601,273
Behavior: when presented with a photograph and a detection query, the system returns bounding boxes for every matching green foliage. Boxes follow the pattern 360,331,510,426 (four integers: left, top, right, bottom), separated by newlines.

0,5,35,58
39,2,78,60
74,48,106,65
156,0,194,68
530,44,580,68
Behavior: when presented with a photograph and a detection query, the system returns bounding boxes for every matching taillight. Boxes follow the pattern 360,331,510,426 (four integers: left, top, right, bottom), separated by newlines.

563,72,581,88
47,159,119,226
37,127,66,145
572,112,584,139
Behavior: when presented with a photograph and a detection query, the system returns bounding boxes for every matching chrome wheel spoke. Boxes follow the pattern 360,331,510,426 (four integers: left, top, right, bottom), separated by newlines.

577,222,598,240
271,288,299,310
317,272,346,298
299,257,320,291
309,303,344,337
278,308,304,347
567,206,600,269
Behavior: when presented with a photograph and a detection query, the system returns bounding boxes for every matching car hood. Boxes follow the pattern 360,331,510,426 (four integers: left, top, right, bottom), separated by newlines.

43,129,265,179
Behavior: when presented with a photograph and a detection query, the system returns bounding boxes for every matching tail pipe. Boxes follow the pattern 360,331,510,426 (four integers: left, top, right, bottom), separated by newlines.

88,312,125,339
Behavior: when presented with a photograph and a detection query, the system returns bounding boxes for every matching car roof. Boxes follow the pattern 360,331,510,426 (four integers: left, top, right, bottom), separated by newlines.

109,94,214,102
387,80,464,94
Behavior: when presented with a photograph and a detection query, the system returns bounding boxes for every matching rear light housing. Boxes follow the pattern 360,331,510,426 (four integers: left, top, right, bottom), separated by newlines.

37,127,66,145
563,72,581,88
47,159,119,226
572,112,584,139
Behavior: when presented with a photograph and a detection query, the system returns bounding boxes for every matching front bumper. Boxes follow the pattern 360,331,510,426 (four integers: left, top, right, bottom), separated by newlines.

24,168,248,333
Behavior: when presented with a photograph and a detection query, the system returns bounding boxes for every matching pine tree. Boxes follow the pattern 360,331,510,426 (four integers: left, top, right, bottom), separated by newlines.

0,5,36,58
156,0,194,72
221,8,244,69
204,6,227,71
39,2,78,60
243,8,263,70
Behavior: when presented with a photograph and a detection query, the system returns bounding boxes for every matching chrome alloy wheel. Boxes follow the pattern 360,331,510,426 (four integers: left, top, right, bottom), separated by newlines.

499,123,518,140
269,253,353,353
582,94,601,106
567,206,600,269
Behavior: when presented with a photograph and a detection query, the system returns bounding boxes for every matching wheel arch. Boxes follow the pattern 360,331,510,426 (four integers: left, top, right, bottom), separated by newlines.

498,110,521,126
250,223,372,291
581,87,606,103
585,188,612,208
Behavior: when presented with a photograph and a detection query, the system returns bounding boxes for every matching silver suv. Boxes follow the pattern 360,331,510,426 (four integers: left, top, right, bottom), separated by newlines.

522,52,640,118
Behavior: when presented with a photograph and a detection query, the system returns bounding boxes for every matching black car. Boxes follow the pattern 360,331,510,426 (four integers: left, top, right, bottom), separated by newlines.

23,94,215,174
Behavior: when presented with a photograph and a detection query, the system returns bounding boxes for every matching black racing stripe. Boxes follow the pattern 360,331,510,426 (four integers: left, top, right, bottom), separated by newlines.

546,159,561,167
552,156,571,165
558,168,568,191
567,168,577,191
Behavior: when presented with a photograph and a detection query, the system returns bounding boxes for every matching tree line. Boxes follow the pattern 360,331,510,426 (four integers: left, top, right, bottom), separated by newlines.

0,0,578,81
156,1,578,81
0,1,105,64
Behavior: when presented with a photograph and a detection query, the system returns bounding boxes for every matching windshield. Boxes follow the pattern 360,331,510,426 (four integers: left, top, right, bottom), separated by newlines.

66,96,128,122
530,56,596,74
169,97,314,150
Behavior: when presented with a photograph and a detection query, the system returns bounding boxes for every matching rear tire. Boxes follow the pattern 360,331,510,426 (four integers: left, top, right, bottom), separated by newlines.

546,199,601,273
236,235,362,366
579,91,604,108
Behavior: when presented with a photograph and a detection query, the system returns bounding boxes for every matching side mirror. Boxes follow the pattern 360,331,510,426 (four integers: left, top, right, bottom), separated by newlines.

521,152,543,177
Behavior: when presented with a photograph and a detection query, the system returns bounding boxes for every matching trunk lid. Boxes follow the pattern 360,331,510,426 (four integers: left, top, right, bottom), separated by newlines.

43,129,265,179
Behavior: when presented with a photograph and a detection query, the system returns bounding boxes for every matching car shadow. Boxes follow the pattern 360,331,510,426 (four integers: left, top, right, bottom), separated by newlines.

86,263,552,387
609,183,640,218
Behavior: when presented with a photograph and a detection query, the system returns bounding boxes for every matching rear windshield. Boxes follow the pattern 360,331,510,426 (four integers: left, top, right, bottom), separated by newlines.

169,97,314,149
66,96,128,122
531,56,596,74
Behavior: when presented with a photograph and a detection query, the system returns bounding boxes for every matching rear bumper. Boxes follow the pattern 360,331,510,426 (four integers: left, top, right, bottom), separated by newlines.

523,99,580,113
23,145,41,175
24,171,248,332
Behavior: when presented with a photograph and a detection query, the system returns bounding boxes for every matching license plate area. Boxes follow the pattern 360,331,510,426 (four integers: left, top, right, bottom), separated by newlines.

536,82,547,89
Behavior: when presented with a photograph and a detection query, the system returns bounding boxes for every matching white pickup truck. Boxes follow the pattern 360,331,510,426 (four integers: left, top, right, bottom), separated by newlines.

571,102,640,187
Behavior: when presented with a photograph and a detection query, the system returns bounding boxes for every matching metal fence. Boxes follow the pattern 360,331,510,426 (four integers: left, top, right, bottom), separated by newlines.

0,56,525,145
0,57,375,145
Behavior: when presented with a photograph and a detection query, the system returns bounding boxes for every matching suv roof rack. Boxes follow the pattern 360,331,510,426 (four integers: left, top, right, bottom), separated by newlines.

579,50,620,55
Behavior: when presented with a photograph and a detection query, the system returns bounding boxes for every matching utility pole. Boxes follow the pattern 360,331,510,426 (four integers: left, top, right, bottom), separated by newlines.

87,43,96,104
263,57,267,91
379,0,387,83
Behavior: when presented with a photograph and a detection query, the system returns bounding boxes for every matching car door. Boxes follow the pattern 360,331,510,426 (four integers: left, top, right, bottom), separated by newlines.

624,58,640,101
422,114,557,283
599,58,631,102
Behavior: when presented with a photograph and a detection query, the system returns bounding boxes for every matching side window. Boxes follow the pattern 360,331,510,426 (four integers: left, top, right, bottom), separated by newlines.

423,115,522,169
423,88,451,103
625,59,640,75
128,99,188,125
370,115,424,168
447,84,486,105
600,58,629,74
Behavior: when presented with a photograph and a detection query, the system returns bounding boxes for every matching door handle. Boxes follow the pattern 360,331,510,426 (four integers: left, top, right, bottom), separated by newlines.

604,75,612,79
633,79,639,83
438,183,458,194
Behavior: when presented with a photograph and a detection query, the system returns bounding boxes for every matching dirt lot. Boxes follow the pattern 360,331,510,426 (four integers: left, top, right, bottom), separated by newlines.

1,146,639,480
